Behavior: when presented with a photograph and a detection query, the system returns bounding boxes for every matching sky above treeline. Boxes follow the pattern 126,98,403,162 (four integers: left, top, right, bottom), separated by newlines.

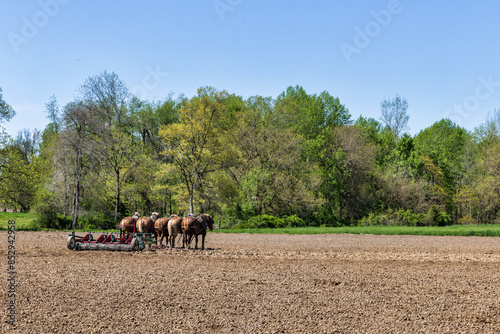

2,0,500,137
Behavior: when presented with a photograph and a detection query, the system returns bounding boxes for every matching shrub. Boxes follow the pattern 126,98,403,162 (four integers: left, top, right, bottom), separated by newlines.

359,209,427,227
249,215,282,228
34,203,71,230
78,212,115,230
458,214,476,225
397,209,427,226
35,202,59,229
33,190,56,229
426,205,450,226
283,215,305,227
358,212,393,226
233,221,248,229
234,214,306,229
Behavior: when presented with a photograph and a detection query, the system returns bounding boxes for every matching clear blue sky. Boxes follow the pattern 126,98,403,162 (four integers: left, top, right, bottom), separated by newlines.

2,0,500,137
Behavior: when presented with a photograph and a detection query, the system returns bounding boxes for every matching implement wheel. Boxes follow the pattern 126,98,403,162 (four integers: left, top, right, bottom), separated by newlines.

130,238,139,251
67,236,76,250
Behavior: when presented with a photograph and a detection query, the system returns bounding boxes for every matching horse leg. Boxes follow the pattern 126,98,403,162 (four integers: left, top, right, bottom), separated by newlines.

189,233,195,249
174,232,178,248
171,231,176,249
201,233,205,250
190,233,195,249
194,234,199,250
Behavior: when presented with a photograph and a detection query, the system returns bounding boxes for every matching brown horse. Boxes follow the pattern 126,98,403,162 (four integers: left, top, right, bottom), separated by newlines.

182,214,214,250
136,212,160,235
154,216,170,246
181,215,195,249
167,215,183,249
119,212,140,233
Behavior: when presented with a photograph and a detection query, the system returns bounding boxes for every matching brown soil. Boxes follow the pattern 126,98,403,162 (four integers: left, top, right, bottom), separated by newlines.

1,232,499,333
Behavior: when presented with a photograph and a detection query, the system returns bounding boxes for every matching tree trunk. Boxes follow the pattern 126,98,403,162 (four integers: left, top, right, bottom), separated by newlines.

189,196,193,215
115,170,120,222
63,154,69,216
64,173,69,216
197,201,201,215
72,153,82,230
169,193,172,216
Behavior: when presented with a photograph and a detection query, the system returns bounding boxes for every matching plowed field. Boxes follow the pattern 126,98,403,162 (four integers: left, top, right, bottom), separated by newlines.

1,231,499,333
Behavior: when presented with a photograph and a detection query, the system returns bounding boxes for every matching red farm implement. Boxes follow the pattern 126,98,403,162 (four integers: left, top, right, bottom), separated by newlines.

66,228,156,252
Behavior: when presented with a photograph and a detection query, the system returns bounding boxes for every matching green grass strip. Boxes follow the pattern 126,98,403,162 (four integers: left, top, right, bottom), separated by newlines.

0,212,39,230
213,224,500,237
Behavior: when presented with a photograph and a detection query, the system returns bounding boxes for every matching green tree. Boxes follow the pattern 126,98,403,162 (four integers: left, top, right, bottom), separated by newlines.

95,126,139,221
40,95,62,151
473,139,500,223
224,95,321,219
275,86,350,140
414,119,470,219
355,116,398,167
159,87,238,214
0,87,16,123
355,116,429,216
0,132,42,212
317,125,378,223
235,124,320,217
474,109,500,145
59,100,94,228
129,95,181,154
80,71,130,129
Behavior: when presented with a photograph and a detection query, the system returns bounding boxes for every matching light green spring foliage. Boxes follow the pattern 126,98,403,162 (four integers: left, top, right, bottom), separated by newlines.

4,74,500,228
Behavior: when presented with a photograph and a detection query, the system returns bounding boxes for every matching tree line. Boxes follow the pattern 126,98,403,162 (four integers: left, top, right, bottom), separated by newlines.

1,71,500,229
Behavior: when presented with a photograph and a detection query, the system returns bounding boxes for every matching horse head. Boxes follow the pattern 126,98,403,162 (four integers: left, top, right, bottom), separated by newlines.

150,211,160,222
210,215,216,231
132,212,140,219
202,214,214,231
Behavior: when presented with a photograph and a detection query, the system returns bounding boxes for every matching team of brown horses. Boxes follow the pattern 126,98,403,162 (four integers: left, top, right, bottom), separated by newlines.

118,212,214,250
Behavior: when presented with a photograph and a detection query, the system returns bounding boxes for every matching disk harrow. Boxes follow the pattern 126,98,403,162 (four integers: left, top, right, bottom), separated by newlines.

66,230,156,252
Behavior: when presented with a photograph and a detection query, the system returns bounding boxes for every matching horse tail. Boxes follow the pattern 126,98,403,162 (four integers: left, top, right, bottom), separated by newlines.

137,218,144,233
167,220,173,237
